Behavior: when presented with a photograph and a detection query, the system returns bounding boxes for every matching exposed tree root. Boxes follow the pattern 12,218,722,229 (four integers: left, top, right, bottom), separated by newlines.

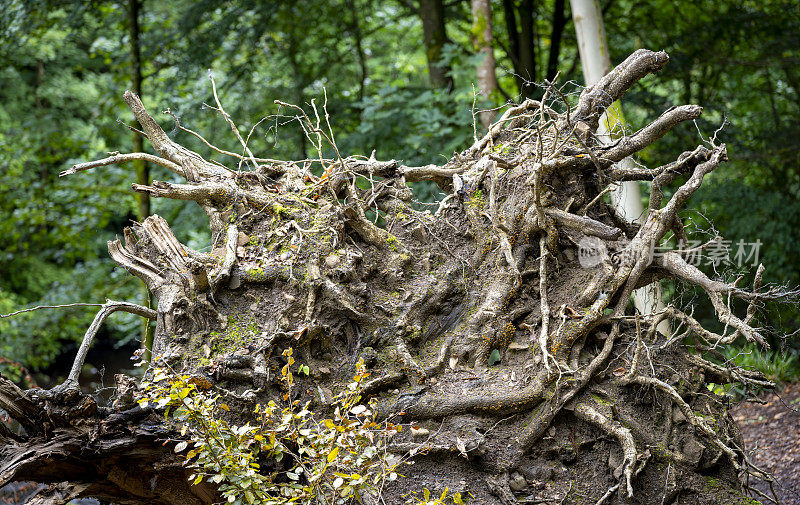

1,48,795,504
573,398,641,498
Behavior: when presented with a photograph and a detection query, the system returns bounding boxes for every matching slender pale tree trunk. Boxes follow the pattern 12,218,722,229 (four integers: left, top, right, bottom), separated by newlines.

570,0,668,331
471,0,499,127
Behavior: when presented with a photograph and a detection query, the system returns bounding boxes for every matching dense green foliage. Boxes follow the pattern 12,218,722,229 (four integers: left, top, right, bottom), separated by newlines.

139,349,403,504
1,0,798,378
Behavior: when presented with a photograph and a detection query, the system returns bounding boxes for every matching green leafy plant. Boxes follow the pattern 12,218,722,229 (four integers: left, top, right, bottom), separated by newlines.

723,343,800,383
0,357,36,388
137,348,402,504
406,487,468,504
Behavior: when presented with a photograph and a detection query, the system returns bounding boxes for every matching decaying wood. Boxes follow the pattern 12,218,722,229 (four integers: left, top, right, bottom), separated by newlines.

2,49,794,504
0,375,215,505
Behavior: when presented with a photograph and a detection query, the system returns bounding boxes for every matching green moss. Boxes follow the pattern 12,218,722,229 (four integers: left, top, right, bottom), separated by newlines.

242,264,287,283
407,326,424,347
471,10,488,49
207,315,259,355
386,234,399,252
489,142,513,156
272,202,288,217
703,475,763,504
468,190,485,209
219,203,236,223
590,393,612,406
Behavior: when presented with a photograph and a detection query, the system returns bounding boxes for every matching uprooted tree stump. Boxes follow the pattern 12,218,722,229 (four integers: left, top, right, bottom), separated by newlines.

0,49,794,505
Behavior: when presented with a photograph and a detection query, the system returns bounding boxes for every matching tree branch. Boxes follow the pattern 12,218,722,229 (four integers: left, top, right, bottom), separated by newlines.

63,300,157,390
60,153,184,178
597,105,704,164
570,49,670,131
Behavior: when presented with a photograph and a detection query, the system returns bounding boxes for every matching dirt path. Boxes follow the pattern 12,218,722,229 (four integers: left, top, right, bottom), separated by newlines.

732,382,800,505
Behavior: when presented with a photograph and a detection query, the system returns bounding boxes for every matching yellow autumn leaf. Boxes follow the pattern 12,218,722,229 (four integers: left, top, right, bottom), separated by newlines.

327,446,339,462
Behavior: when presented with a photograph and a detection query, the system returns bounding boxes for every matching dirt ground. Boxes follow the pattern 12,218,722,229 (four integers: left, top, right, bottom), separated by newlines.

732,382,800,505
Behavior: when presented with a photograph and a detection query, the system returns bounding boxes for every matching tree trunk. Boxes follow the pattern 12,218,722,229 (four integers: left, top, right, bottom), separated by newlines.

517,0,536,97
501,0,520,83
419,0,454,90
285,33,308,160
347,0,369,102
570,0,668,332
0,50,784,505
471,0,499,128
127,0,155,358
501,0,537,99
128,0,149,221
546,0,567,81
